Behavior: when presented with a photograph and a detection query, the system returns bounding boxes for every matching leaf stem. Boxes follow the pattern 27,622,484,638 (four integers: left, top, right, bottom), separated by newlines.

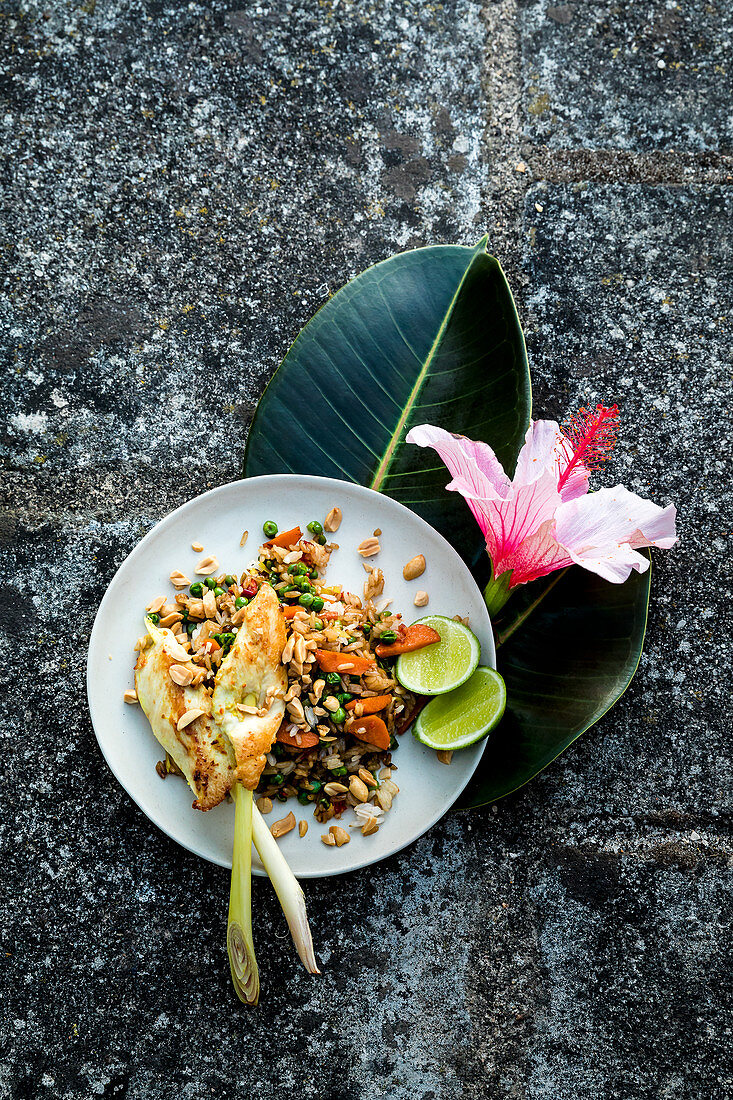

252,806,320,975
227,783,260,1005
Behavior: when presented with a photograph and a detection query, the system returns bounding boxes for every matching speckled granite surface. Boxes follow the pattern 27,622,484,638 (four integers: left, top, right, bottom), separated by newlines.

2,2,732,1098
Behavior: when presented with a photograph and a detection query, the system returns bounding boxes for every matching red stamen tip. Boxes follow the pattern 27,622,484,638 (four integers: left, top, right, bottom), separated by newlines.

558,403,619,490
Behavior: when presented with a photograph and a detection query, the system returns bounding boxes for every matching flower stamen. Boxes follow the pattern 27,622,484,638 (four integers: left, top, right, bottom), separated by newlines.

558,404,619,492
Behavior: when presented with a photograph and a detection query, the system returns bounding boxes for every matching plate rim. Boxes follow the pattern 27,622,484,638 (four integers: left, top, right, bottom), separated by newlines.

87,473,494,878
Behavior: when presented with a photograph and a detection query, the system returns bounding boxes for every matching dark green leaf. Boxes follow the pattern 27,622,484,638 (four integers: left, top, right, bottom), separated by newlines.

460,556,651,807
243,240,531,574
244,242,651,805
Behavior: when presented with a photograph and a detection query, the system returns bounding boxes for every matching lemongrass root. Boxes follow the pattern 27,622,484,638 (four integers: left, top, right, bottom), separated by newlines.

252,805,320,974
228,783,260,1004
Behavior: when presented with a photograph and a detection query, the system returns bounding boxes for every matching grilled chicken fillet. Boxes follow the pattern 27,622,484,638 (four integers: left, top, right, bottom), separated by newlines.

135,622,235,810
212,584,287,790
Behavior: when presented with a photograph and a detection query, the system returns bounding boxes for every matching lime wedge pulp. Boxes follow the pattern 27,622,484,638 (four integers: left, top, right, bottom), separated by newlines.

395,615,480,696
413,666,506,751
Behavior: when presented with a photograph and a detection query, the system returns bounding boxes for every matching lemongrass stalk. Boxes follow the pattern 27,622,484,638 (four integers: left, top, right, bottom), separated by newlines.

227,783,260,1005
252,805,320,974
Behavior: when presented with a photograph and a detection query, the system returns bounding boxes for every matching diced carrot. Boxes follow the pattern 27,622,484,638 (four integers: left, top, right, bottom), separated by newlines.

282,604,300,620
276,724,320,749
315,649,375,675
264,526,302,549
344,694,392,715
321,611,341,621
375,623,441,657
346,714,390,750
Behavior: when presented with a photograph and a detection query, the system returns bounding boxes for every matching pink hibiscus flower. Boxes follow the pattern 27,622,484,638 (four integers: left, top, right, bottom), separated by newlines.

406,406,677,615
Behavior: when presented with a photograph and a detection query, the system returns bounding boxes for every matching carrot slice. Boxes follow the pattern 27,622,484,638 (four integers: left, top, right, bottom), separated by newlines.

346,714,390,750
264,526,302,549
344,694,392,715
315,649,375,675
375,623,441,657
282,604,301,620
276,724,320,749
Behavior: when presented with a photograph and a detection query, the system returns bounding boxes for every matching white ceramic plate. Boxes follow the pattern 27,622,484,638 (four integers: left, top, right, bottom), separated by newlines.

87,475,494,878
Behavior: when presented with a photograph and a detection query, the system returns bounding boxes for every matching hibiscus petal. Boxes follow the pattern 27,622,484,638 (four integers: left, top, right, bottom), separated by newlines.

555,485,678,583
495,518,574,587
406,424,511,495
515,419,590,501
457,469,562,577
406,424,511,536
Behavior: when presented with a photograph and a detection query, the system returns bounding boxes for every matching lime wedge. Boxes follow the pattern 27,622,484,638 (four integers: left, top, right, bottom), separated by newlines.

413,666,506,750
395,615,480,696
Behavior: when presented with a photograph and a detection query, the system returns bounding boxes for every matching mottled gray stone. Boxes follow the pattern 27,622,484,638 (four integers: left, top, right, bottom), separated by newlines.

519,0,733,151
2,1,733,1099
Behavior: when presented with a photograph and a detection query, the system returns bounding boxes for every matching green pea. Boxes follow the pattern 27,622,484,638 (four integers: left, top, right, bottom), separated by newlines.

235,596,248,608
298,592,314,608
311,596,324,613
214,586,225,597
325,672,341,685
336,693,353,705
331,765,348,777
147,612,160,624
309,778,323,792
307,520,323,536
214,633,224,645
224,575,236,586
277,791,288,803
362,623,371,634
189,582,203,597
297,790,311,805
292,562,308,576
309,568,318,580
271,772,284,786
186,622,196,635
205,577,217,590
380,630,398,643
263,520,278,538
317,796,332,809
223,632,236,646
312,618,324,630
317,534,327,545
332,706,346,724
